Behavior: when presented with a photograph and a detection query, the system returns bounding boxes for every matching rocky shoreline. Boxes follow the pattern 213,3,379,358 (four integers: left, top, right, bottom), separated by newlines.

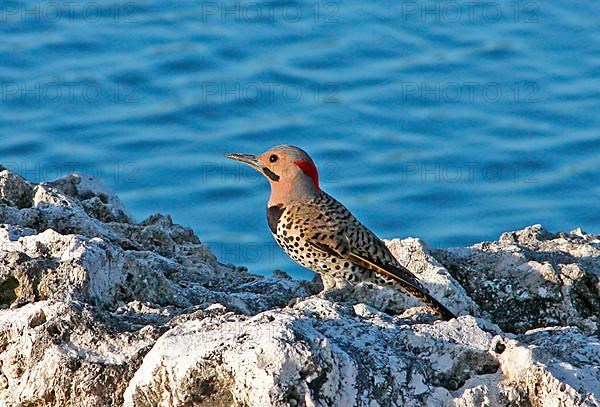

0,169,598,406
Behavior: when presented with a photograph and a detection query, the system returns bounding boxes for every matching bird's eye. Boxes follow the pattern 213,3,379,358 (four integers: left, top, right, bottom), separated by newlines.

269,154,278,163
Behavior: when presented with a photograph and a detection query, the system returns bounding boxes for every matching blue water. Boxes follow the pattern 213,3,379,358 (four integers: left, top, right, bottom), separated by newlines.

1,1,598,279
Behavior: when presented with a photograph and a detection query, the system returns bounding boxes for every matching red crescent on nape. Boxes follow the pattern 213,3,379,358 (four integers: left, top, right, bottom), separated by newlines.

293,160,320,191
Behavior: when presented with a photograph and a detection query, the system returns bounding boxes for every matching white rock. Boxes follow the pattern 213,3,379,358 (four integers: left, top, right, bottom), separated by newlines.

0,170,597,406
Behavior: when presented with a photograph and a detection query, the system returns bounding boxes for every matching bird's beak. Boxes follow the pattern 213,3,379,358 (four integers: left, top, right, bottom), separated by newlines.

224,153,261,170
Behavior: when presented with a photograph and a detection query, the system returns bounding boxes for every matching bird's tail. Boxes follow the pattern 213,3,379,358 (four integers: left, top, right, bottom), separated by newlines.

404,284,456,321
348,251,456,320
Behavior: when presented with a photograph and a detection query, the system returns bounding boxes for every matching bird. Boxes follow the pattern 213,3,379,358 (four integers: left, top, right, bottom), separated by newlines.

224,145,455,320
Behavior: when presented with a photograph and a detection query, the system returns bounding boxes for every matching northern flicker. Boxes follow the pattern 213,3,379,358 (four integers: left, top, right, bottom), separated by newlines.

225,145,455,320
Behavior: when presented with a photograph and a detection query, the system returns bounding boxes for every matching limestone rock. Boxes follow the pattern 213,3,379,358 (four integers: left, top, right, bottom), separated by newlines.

0,169,598,406
432,224,600,334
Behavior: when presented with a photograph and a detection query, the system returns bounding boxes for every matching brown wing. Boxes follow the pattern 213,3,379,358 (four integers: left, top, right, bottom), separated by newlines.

304,192,455,320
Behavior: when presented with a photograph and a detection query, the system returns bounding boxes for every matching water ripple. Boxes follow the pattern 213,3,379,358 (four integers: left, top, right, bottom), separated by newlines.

0,0,598,277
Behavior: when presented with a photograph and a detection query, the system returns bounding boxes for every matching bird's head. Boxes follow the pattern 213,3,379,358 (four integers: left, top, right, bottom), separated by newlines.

225,145,320,206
